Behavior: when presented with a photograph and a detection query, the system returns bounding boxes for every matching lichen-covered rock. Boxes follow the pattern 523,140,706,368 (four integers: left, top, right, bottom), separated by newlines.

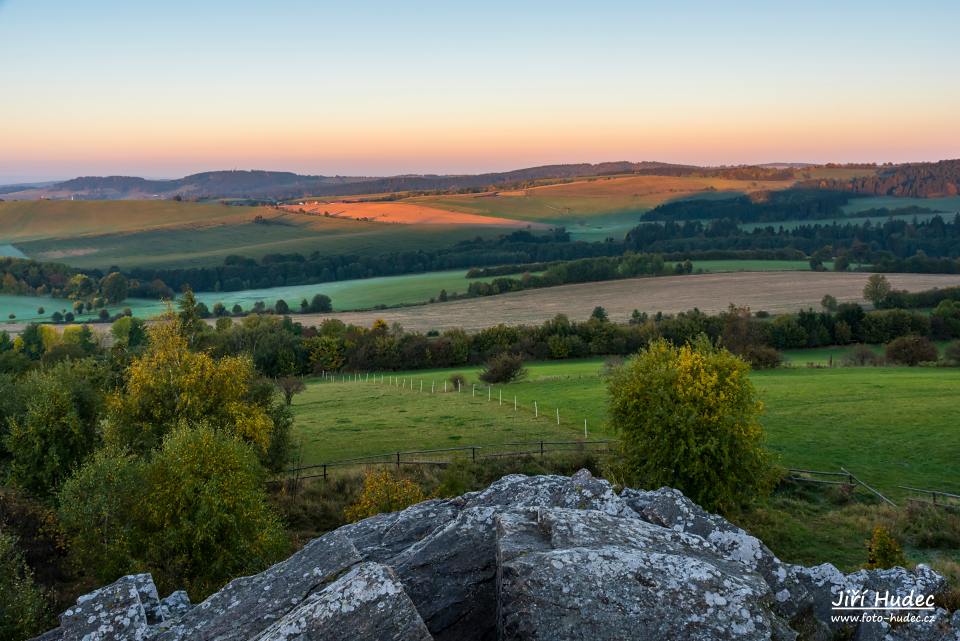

792,563,948,641
496,507,793,641
31,471,957,641
253,562,432,641
622,487,816,626
158,591,191,621
58,573,158,641
157,530,362,641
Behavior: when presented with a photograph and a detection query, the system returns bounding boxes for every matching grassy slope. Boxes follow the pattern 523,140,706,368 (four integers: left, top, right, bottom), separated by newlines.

0,200,254,241
1,201,510,269
408,175,795,222
291,359,960,499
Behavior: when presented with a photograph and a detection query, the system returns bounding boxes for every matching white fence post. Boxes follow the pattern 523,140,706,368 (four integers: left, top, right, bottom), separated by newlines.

535,401,538,418
556,408,560,425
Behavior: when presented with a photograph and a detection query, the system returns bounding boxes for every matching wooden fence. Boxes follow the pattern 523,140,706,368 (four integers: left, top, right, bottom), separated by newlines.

287,439,614,483
787,467,960,510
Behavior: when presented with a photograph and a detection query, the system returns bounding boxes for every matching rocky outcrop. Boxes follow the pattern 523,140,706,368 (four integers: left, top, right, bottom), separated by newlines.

32,470,958,641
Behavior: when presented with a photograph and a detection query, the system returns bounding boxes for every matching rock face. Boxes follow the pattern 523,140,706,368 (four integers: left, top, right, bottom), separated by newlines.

33,471,957,641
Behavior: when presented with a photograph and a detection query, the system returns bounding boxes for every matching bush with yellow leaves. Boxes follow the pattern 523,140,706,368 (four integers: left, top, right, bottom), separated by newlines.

607,336,776,514
344,469,426,523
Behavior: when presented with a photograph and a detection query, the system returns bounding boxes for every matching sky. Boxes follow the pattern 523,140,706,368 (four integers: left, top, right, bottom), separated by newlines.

1,0,958,182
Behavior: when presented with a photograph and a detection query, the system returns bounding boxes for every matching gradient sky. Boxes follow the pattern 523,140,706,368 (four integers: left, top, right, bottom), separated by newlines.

1,0,958,182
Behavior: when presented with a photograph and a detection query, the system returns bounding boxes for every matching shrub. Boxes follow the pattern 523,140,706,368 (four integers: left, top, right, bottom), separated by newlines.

105,322,275,454
741,345,782,369
448,373,466,390
5,360,104,497
945,341,960,365
344,469,426,523
866,526,907,569
276,376,306,406
62,427,288,599
137,425,287,597
58,449,142,584
863,274,891,307
885,335,938,366
308,294,332,313
893,502,960,549
843,344,882,367
607,337,775,514
0,533,50,640
478,353,527,384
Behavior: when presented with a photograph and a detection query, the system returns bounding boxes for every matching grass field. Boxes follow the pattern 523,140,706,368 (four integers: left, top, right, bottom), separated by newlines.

841,195,960,216
0,201,511,269
694,259,821,272
291,359,960,500
0,269,500,323
408,174,795,222
740,211,948,232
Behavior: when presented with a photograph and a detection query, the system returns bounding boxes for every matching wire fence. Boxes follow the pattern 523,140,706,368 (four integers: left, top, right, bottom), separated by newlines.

287,439,615,483
306,373,960,510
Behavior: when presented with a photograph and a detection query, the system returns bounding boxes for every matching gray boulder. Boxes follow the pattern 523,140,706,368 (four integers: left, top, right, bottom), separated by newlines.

253,562,432,641
31,471,956,641
58,573,159,641
496,507,794,641
157,530,362,641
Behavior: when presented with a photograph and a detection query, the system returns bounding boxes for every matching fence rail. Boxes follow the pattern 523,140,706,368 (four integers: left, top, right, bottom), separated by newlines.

899,485,960,510
288,439,614,481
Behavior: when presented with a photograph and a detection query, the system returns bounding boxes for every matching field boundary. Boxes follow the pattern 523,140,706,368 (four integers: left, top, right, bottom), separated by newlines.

287,439,614,482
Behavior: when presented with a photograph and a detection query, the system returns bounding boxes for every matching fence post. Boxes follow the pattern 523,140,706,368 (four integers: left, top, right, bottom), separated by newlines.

514,396,517,411
535,401,538,417
488,386,491,401
499,389,502,405
323,464,327,480
472,384,476,397
556,408,560,425
396,452,401,469
472,447,476,462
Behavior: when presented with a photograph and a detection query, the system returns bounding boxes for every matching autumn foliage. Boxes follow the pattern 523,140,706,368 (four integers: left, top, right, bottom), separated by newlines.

344,470,426,523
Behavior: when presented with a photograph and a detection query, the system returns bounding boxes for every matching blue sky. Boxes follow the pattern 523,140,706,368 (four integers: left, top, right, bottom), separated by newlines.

1,0,958,181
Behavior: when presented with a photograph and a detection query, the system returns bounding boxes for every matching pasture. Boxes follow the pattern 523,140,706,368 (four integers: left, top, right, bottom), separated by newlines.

291,359,960,500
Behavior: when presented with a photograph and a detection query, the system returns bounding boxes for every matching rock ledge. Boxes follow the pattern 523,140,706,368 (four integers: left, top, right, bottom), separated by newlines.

33,471,958,640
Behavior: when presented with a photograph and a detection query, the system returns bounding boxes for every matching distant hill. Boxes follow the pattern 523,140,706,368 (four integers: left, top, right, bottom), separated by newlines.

0,161,801,201
18,160,960,202
799,159,960,198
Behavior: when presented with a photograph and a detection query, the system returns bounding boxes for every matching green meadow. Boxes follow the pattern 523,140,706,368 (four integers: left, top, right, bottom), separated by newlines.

0,269,490,323
292,359,960,500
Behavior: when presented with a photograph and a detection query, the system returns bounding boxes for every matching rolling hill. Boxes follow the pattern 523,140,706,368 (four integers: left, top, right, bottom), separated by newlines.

0,161,875,202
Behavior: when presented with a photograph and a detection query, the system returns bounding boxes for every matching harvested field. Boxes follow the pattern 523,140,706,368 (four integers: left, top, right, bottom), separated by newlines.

281,200,541,227
295,271,960,332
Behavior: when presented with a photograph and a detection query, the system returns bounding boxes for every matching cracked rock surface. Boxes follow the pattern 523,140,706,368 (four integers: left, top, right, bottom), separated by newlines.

32,470,957,640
